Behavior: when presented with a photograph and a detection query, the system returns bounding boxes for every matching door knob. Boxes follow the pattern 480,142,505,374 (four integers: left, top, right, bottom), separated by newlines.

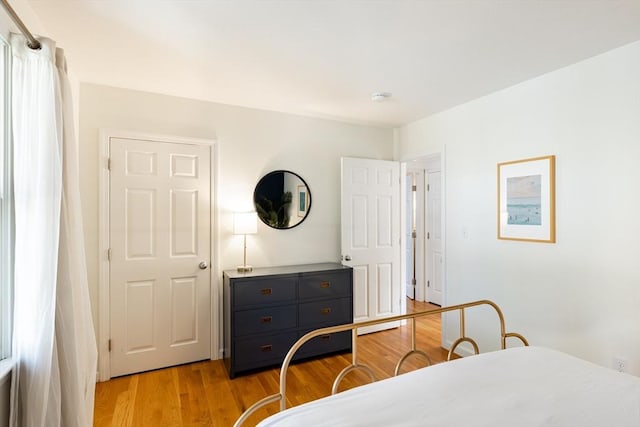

199,261,208,270
344,255,351,261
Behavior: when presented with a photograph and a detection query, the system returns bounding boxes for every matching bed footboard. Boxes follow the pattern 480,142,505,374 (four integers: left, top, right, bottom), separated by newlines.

234,299,528,427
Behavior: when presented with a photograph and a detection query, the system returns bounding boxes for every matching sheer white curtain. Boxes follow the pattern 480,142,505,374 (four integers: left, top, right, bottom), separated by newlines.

9,34,97,427
54,47,98,427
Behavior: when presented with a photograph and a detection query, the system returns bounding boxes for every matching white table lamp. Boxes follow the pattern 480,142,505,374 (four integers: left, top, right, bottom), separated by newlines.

234,212,258,272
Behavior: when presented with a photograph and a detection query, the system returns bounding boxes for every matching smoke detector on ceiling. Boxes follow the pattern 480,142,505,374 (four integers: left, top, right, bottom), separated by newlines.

371,92,392,102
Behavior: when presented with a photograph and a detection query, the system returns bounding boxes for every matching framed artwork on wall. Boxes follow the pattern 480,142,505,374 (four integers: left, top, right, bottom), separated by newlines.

297,184,308,218
497,155,556,243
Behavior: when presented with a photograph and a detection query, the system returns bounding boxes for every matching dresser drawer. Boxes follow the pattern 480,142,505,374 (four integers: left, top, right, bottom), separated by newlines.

234,332,298,367
299,271,351,300
234,277,297,307
234,305,297,337
296,330,351,358
299,297,352,328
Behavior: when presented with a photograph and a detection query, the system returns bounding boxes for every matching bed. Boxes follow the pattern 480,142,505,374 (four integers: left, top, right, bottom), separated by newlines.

235,300,640,427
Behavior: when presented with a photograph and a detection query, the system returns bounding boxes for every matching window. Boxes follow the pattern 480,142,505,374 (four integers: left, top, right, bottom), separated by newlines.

0,35,13,360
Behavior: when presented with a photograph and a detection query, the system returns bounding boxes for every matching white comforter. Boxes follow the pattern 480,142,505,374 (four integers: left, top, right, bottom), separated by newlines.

257,346,640,426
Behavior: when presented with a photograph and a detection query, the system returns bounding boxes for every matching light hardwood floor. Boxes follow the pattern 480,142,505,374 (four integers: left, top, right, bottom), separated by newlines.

94,299,445,427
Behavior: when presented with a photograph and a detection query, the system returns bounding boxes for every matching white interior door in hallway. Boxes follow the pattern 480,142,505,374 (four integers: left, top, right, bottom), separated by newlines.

341,157,401,334
108,136,212,377
405,169,425,301
426,163,443,306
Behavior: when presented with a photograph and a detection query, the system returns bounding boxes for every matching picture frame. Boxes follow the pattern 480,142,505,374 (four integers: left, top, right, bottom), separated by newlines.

497,155,555,243
297,184,308,218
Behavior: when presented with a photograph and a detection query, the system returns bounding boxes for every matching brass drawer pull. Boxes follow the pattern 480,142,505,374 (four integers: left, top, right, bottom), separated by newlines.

260,344,273,352
261,288,272,295
320,281,331,289
320,334,331,341
260,316,272,324
320,308,331,315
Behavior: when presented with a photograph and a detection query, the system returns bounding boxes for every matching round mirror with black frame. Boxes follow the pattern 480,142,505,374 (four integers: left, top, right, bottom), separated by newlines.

253,170,312,229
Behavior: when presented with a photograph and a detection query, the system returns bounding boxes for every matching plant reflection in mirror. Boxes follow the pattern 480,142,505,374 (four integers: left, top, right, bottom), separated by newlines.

255,191,292,228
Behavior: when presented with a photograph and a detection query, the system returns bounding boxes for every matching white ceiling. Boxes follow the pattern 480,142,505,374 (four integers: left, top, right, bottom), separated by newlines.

27,0,640,128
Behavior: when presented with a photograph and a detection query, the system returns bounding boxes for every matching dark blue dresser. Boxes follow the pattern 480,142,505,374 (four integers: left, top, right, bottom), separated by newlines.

223,263,353,378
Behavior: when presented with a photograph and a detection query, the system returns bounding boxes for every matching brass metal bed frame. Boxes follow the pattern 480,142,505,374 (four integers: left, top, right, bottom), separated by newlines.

234,299,528,427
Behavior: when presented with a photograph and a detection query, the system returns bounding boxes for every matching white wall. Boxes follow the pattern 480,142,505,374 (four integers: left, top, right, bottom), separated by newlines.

0,0,46,37
78,83,393,355
397,41,640,375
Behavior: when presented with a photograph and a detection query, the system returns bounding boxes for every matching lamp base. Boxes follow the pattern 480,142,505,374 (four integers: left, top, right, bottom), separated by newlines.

237,265,253,273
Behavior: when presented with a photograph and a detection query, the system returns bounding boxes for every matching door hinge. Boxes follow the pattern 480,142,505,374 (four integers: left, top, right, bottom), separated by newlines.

427,232,430,239
107,248,112,261
107,158,111,171
427,184,430,191
412,185,417,192
427,280,430,288
108,339,112,352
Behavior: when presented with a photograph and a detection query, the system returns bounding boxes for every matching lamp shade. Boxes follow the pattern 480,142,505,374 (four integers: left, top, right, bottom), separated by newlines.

233,212,258,235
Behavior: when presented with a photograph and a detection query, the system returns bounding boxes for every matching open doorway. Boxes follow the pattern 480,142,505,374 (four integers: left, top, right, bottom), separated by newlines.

403,154,444,307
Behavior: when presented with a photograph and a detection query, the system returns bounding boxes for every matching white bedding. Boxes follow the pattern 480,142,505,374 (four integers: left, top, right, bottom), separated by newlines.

257,346,640,426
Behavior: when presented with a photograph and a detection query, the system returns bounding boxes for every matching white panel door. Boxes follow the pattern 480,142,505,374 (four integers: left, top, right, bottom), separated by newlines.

406,169,426,302
109,137,211,377
405,174,414,300
427,170,443,305
341,157,401,334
